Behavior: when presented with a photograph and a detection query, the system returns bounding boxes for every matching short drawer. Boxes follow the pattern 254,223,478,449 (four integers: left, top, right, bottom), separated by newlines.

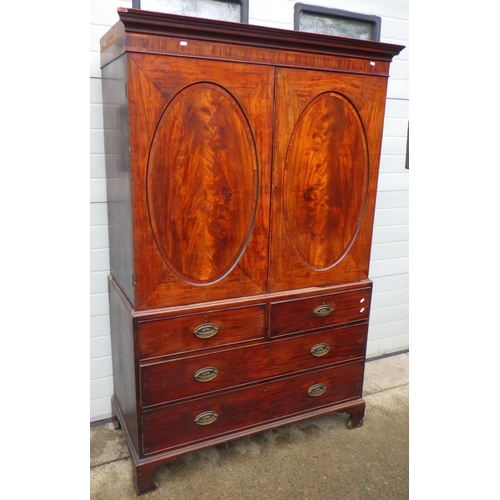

142,360,364,455
270,287,371,337
138,305,266,360
140,323,367,407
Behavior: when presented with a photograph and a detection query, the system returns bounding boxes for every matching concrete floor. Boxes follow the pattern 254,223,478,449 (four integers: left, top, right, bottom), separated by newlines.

90,352,409,500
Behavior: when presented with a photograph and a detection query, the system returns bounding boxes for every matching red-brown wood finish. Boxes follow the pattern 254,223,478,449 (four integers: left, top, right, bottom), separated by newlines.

282,91,369,271
142,360,365,455
269,67,389,292
127,54,274,309
101,8,403,495
138,304,266,360
270,287,372,337
147,82,259,285
140,324,368,407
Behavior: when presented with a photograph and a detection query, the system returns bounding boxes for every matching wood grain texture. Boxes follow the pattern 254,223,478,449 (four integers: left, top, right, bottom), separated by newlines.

147,83,258,284
283,91,368,270
100,8,403,68
108,277,139,453
142,360,364,455
126,54,273,309
269,68,389,292
138,304,266,360
270,286,372,337
101,56,135,306
99,10,403,495
140,324,367,407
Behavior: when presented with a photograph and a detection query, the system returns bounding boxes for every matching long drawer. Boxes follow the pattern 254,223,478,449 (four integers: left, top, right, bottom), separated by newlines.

141,323,367,407
270,287,371,337
138,304,266,360
142,360,364,455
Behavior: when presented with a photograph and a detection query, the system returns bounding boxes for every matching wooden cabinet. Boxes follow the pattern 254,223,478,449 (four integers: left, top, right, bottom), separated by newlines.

101,8,403,495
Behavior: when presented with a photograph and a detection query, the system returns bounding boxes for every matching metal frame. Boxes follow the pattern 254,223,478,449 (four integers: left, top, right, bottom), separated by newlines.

294,3,381,41
132,0,249,23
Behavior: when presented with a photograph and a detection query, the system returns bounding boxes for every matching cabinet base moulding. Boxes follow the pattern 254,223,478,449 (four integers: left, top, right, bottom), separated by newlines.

111,395,366,495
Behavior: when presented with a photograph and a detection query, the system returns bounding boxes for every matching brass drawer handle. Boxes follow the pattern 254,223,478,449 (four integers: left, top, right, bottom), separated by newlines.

310,343,330,357
308,383,327,397
194,323,219,339
194,367,219,382
194,411,219,426
313,304,334,317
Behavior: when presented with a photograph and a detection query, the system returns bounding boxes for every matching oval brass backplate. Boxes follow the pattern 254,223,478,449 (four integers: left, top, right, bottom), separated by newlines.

194,367,219,382
310,343,330,357
308,383,327,397
194,323,219,339
313,304,334,317
194,411,219,426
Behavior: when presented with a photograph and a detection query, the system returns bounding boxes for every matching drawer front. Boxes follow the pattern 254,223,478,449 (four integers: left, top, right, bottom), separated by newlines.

142,360,364,455
141,323,367,407
270,287,371,337
138,305,266,360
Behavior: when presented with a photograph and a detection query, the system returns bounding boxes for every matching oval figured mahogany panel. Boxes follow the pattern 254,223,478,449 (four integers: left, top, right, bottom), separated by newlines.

283,92,369,270
147,83,258,284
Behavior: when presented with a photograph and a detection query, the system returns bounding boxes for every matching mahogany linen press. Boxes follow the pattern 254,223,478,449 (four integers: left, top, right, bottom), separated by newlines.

100,8,403,495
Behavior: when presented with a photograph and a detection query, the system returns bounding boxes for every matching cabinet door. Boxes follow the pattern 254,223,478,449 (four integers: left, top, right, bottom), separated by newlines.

127,54,274,309
269,68,388,292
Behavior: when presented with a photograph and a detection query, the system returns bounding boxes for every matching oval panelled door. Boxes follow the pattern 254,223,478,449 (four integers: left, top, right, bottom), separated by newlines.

283,91,369,270
147,83,259,285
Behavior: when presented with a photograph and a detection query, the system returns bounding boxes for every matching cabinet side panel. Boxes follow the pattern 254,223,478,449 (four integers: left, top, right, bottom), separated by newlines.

102,55,135,306
108,277,139,454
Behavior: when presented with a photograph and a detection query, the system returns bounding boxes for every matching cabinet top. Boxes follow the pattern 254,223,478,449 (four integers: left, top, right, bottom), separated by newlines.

101,8,404,70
